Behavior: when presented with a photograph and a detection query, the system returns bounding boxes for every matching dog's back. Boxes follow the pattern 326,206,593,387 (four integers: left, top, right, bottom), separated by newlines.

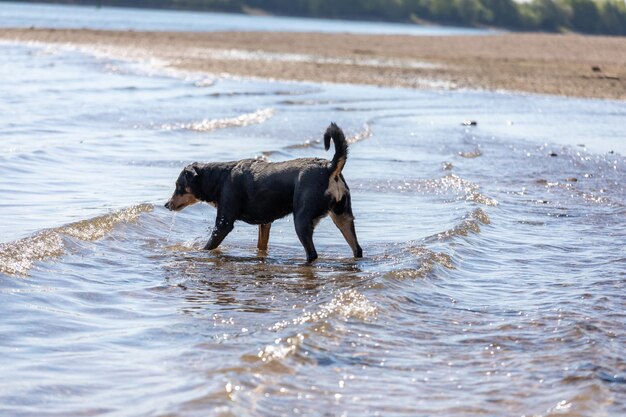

231,157,328,224
235,122,349,224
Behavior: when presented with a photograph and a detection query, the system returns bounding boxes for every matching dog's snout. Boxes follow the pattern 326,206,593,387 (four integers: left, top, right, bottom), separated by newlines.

164,201,171,210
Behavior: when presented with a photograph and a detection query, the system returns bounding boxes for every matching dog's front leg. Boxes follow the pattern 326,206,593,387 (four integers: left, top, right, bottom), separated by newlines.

204,214,235,250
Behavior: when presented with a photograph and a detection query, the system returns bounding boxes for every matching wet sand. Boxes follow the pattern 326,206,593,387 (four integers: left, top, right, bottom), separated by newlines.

2,28,626,99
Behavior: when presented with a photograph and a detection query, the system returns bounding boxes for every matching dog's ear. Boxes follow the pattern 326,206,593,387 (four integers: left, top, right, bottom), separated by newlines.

184,164,199,184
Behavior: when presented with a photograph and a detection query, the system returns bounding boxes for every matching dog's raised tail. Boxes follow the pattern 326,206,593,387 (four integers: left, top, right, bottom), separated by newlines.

324,122,348,178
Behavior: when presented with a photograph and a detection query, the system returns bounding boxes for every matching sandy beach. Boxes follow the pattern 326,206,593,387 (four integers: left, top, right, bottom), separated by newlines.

2,28,626,99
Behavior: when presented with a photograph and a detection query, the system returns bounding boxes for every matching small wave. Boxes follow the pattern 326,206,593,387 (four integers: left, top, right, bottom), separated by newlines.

161,108,275,132
193,78,215,87
434,175,497,206
357,174,498,206
229,290,376,380
0,204,153,276
458,149,482,158
384,246,454,280
283,139,322,151
208,88,320,97
431,208,491,242
247,333,305,366
536,177,623,208
193,48,441,71
347,123,372,145
381,209,487,279
269,289,377,332
280,99,328,106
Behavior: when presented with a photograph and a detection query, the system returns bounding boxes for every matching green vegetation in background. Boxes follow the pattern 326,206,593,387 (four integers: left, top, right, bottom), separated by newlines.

239,0,626,35
16,0,626,35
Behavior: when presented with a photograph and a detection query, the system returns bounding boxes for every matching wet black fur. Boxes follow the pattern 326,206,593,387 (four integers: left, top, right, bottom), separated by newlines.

165,123,362,262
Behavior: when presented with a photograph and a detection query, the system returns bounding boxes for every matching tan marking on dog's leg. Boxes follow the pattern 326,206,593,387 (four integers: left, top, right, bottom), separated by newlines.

257,223,271,252
330,212,361,257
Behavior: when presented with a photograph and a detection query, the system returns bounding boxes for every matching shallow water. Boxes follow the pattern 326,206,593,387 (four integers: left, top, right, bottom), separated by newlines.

1,40,625,417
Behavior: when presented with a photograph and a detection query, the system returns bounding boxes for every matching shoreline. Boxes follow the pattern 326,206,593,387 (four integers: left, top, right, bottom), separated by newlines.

2,28,625,100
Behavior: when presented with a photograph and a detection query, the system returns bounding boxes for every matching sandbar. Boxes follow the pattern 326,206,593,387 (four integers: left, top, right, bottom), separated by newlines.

2,28,625,100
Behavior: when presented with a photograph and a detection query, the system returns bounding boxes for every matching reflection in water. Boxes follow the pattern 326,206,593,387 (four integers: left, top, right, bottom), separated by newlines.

0,40,625,417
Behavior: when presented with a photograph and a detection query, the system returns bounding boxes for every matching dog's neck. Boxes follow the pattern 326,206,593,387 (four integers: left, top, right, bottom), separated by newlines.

195,162,232,204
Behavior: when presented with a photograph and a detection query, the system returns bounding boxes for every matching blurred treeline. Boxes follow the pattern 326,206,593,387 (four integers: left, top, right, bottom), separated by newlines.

237,0,626,35
23,0,626,35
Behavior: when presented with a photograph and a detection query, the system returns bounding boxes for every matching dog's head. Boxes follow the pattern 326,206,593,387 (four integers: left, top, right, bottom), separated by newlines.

165,164,201,211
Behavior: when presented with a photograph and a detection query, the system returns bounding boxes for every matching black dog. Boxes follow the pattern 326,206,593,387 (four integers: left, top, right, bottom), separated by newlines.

165,123,362,263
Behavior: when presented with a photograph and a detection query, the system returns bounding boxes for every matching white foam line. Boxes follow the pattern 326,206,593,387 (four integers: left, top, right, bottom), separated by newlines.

188,47,443,70
161,108,276,132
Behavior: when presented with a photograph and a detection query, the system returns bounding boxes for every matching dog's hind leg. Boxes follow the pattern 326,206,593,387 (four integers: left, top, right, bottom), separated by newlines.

257,223,271,252
330,188,362,258
294,215,318,263
294,181,329,263
330,212,363,258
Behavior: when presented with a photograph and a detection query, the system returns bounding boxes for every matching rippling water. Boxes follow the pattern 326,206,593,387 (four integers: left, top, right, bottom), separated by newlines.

1,41,625,417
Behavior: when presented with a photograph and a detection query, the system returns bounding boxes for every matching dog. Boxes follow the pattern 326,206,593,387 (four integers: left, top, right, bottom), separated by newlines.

165,123,363,263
